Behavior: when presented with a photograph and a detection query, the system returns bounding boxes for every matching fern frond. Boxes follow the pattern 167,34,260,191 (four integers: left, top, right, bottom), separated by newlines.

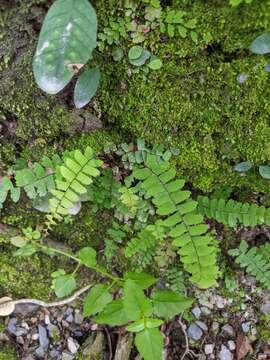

46,147,103,227
124,220,166,258
229,241,270,288
133,155,218,289
197,196,270,228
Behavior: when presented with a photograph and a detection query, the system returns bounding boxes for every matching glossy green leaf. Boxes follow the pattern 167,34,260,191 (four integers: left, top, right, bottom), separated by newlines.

94,300,129,326
74,67,100,109
77,247,97,267
124,272,156,289
128,45,143,60
152,291,193,320
129,49,151,66
83,284,113,317
135,328,163,360
123,280,153,321
259,165,270,179
54,274,76,298
148,58,163,70
250,33,270,54
234,161,252,172
33,0,97,94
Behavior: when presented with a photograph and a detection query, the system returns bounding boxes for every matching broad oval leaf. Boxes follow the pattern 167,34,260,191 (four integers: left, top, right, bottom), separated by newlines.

250,33,270,55
77,246,97,267
83,284,113,317
0,297,15,317
33,0,97,94
135,328,163,360
74,67,100,109
233,161,252,173
94,300,129,326
54,274,76,298
259,165,270,179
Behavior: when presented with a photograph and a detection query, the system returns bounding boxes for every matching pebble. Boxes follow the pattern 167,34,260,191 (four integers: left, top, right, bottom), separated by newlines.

61,351,75,360
66,314,74,323
7,318,27,337
242,322,250,333
215,296,227,309
74,311,84,325
222,324,235,337
195,321,208,331
35,346,45,358
47,324,60,338
192,307,201,319
66,308,73,316
32,333,39,341
204,344,214,355
260,301,270,314
16,336,24,345
44,314,50,325
38,325,49,349
49,349,60,358
227,340,236,351
67,337,80,354
212,322,219,332
218,345,233,360
187,323,203,341
201,306,211,315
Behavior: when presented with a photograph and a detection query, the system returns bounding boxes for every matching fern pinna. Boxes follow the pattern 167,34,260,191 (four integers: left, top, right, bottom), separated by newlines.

229,241,270,288
133,154,218,289
46,147,102,227
197,196,270,228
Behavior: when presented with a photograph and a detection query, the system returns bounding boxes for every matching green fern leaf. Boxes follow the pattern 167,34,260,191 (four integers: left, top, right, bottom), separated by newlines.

197,196,270,228
133,155,218,289
47,147,102,226
229,241,270,288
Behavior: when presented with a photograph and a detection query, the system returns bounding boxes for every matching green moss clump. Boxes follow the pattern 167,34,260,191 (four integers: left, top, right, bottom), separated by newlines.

0,345,17,360
0,249,57,300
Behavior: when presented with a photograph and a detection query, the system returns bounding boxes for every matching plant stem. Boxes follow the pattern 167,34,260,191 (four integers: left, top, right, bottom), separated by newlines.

36,243,122,284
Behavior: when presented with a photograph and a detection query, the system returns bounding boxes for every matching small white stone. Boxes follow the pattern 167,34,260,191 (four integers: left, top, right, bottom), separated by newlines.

192,307,202,319
44,314,50,325
67,337,79,354
32,333,39,341
205,344,214,355
227,340,235,351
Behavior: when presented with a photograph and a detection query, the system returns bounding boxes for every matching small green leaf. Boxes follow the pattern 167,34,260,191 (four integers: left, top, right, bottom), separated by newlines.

191,31,198,43
145,318,164,329
128,46,143,60
94,300,129,326
124,272,156,289
259,165,270,179
185,19,197,29
135,328,163,360
54,275,76,298
10,236,27,248
129,50,151,66
126,319,145,332
74,68,100,109
152,291,193,320
177,25,187,38
83,284,113,317
250,33,270,55
148,58,163,70
112,47,124,61
77,247,97,267
14,244,36,257
234,161,252,172
123,279,153,321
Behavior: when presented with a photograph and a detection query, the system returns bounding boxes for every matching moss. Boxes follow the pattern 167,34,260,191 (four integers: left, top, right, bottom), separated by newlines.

0,248,57,300
0,345,17,360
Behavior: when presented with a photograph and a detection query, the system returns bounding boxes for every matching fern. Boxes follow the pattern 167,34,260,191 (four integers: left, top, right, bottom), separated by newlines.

133,155,218,289
46,147,103,227
229,241,270,288
197,196,270,228
105,222,130,261
125,220,166,258
0,154,61,210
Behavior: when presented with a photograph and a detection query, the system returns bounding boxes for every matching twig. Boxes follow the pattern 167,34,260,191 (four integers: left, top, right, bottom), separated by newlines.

103,326,113,360
178,318,199,360
0,285,91,309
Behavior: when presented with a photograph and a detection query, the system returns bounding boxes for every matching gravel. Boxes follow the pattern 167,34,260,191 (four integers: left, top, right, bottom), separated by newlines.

38,325,49,349
260,301,270,314
242,322,250,333
218,345,233,360
191,307,201,319
187,323,203,341
227,340,236,351
67,337,80,354
204,344,214,355
222,324,235,337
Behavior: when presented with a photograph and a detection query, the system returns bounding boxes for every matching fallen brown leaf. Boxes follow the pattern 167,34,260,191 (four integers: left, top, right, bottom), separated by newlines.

236,333,253,360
